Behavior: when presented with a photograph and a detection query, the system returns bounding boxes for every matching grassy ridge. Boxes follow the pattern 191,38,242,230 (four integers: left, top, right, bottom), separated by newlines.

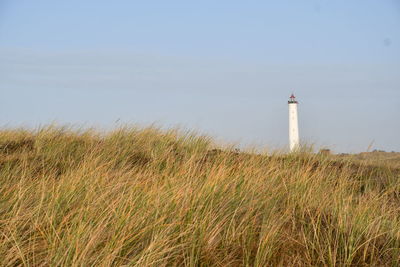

0,126,399,266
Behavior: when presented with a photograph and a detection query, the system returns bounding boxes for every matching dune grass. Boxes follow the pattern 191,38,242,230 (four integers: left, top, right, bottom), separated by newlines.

0,126,399,266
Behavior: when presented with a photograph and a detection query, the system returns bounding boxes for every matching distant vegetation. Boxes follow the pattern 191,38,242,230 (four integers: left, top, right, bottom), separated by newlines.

0,126,399,266
335,150,400,169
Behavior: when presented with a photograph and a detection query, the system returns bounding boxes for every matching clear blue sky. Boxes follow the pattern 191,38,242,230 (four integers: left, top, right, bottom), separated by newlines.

1,0,399,152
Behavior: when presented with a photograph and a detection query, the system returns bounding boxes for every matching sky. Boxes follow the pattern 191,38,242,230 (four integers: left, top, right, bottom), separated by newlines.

0,0,399,152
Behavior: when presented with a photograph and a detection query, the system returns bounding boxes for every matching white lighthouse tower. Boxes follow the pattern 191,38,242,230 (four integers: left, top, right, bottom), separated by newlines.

288,94,300,152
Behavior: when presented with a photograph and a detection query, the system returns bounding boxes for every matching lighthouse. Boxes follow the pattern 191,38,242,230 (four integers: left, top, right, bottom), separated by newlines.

288,94,300,152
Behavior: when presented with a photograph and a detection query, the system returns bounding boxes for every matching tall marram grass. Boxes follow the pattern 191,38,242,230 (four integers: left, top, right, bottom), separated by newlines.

0,126,399,266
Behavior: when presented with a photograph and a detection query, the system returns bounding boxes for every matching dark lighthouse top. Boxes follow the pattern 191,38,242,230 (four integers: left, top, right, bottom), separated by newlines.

288,94,298,104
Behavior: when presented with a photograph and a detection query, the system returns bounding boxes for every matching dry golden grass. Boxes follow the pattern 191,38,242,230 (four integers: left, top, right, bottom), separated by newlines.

0,126,399,266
